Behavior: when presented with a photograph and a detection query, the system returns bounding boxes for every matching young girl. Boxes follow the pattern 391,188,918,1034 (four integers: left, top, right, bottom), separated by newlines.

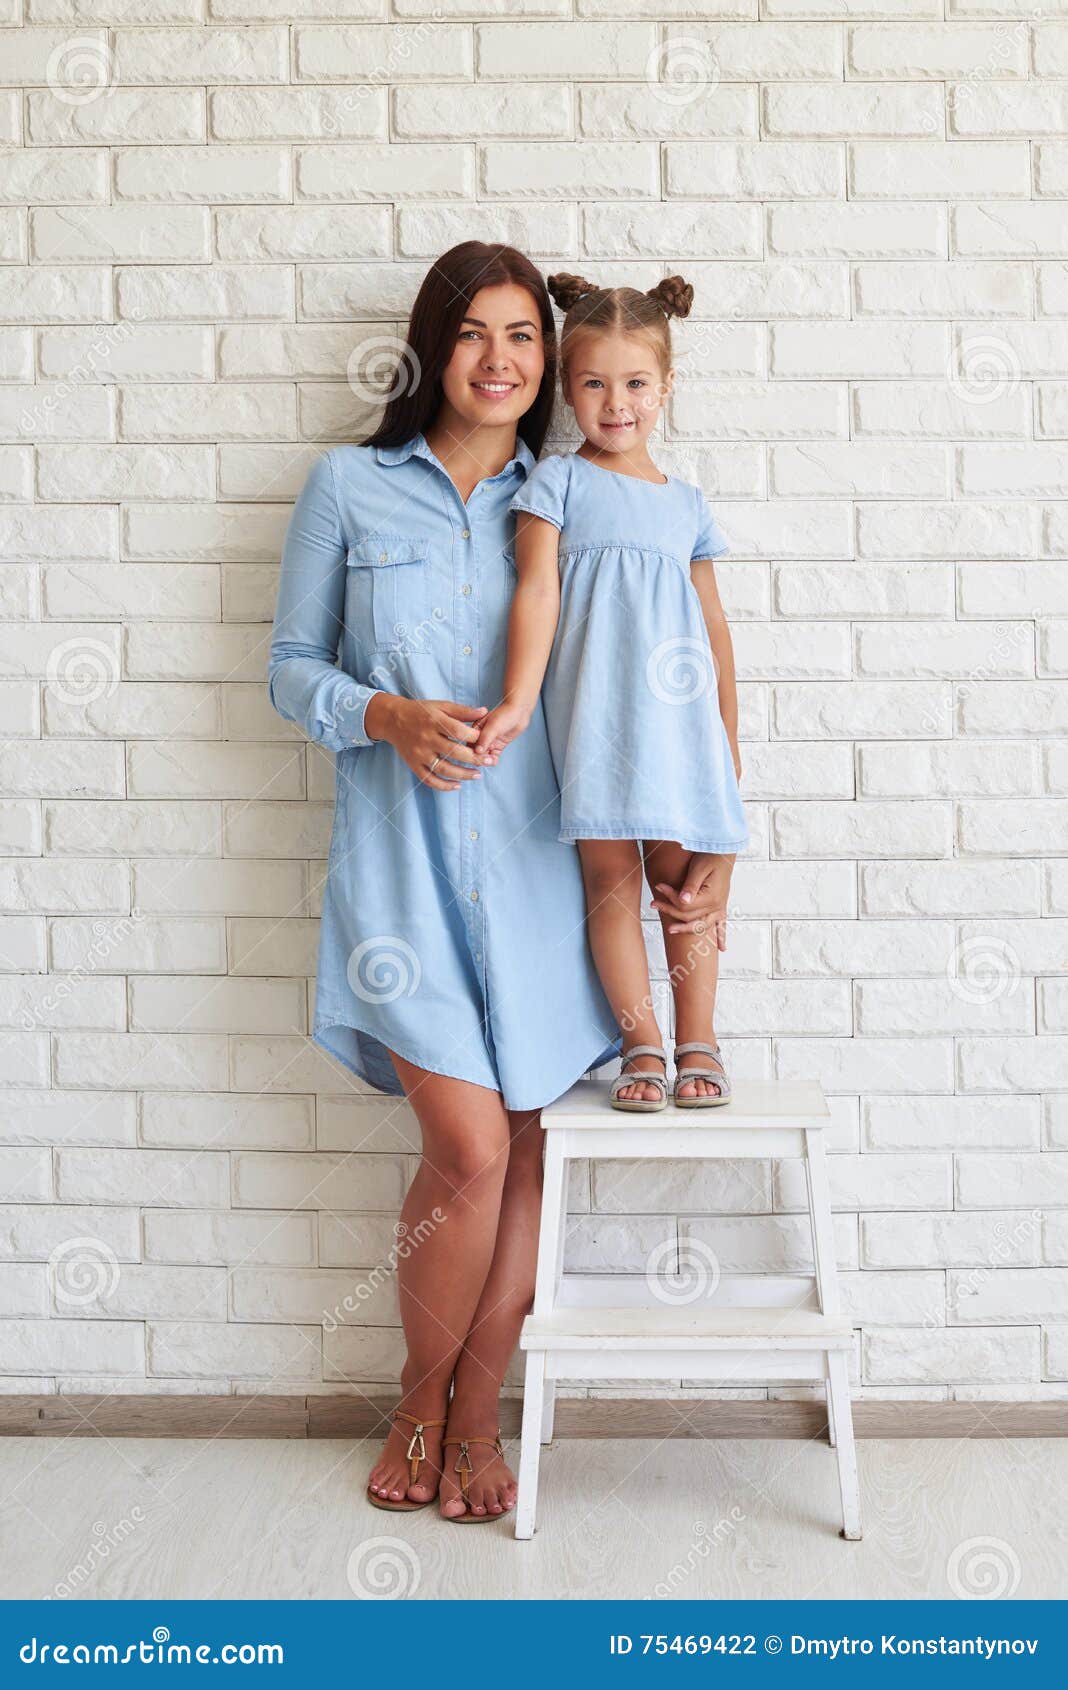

474,272,749,1113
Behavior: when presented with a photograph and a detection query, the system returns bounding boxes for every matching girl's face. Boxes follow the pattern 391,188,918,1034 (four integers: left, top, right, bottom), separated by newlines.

437,283,546,437
562,331,673,455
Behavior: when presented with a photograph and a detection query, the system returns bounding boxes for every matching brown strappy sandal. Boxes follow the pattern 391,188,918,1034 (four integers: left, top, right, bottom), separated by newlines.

440,1430,513,1523
366,1406,447,1512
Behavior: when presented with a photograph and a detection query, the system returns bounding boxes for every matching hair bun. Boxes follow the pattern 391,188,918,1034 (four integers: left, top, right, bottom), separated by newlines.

547,271,600,311
646,275,694,320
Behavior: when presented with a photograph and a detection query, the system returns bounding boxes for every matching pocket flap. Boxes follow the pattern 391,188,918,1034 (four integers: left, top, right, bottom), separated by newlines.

348,535,429,568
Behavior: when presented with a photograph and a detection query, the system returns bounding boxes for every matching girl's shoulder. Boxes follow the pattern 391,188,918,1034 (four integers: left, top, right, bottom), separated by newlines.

526,451,575,491
509,450,575,530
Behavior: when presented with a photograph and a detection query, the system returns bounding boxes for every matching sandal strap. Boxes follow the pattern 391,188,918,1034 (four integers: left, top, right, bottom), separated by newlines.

611,1047,669,1099
393,1408,447,1483
442,1433,505,1499
620,1045,667,1065
611,1071,668,1099
674,1042,721,1060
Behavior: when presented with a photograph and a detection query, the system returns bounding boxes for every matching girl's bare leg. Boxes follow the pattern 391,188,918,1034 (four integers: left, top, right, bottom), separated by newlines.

366,1055,510,1504
439,1104,544,1518
577,837,663,1104
643,839,728,1100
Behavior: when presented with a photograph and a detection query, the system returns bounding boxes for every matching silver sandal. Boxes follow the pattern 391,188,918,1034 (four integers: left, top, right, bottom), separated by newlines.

609,1045,669,1113
673,1041,731,1108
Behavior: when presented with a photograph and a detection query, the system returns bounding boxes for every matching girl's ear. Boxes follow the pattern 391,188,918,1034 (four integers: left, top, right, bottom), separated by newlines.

561,368,574,408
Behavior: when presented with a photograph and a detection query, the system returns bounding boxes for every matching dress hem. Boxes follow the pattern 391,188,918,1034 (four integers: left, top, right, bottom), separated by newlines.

560,825,749,854
313,1009,622,1114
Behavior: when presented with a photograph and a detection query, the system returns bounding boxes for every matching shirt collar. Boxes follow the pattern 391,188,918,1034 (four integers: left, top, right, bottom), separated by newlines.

376,431,536,480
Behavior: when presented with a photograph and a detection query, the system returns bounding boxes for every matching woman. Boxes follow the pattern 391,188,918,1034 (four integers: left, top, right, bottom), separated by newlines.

268,243,727,1522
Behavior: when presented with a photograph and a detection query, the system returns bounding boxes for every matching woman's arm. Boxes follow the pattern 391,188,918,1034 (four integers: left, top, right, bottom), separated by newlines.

268,452,382,752
268,452,491,790
689,555,742,780
474,511,561,754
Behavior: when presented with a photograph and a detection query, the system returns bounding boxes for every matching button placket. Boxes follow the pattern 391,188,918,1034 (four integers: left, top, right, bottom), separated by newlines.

456,516,485,984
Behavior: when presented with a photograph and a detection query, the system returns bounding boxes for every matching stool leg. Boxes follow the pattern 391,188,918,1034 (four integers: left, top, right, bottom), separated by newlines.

804,1129,839,1316
515,1351,546,1540
824,1376,837,1447
827,1350,862,1540
533,1135,568,1315
541,1379,556,1444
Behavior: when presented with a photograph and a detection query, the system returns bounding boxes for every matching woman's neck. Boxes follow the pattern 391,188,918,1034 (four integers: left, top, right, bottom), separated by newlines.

423,407,519,503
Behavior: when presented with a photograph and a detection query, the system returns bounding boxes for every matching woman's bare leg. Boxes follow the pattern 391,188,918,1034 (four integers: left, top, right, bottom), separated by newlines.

577,837,663,1103
643,839,728,1099
440,1104,543,1518
366,1055,510,1505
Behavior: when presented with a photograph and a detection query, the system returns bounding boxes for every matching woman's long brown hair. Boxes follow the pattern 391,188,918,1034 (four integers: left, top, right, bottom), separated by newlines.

364,241,557,458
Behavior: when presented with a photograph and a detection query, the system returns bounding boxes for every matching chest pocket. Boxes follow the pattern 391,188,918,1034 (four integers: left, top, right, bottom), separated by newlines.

346,534,431,653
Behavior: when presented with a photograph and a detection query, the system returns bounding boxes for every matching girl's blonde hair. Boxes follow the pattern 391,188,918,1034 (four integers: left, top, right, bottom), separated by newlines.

546,272,694,377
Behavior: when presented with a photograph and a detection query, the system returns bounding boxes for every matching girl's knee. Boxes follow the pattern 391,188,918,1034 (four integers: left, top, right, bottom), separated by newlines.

578,839,643,900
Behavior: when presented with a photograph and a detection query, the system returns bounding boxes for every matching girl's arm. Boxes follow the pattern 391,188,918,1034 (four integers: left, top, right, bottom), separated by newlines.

689,555,742,779
474,511,561,754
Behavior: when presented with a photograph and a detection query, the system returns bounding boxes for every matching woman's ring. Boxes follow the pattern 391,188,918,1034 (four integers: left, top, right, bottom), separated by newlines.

428,753,443,774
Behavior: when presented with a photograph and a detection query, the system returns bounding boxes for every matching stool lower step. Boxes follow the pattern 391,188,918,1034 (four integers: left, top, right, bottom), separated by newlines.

521,1306,854,1350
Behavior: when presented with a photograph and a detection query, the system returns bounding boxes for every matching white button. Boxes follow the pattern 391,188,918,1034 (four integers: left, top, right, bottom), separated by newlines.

461,583,471,596
462,643,472,655
378,551,388,563
470,889,479,902
469,829,478,841
461,528,471,539
474,950,482,961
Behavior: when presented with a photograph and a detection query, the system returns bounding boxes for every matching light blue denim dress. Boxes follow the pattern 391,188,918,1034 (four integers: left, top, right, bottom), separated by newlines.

267,433,620,1111
509,452,750,855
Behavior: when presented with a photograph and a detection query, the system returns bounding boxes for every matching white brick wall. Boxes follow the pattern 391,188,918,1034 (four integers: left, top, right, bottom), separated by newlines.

1,2,1066,1406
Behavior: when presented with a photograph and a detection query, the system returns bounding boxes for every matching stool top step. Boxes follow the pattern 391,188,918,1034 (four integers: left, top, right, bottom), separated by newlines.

521,1306,853,1350
543,1072,829,1129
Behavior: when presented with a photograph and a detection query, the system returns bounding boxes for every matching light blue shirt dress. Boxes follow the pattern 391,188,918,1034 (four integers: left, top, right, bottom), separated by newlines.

509,452,750,856
267,433,621,1111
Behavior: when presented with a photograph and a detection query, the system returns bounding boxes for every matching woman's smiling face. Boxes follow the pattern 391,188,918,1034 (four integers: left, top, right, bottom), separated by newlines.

438,282,546,437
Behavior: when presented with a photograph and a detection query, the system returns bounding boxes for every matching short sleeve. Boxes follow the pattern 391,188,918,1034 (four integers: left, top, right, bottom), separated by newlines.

509,452,571,531
692,486,730,561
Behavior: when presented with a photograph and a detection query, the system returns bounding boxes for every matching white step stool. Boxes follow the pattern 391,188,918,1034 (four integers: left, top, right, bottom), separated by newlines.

514,1070,862,1541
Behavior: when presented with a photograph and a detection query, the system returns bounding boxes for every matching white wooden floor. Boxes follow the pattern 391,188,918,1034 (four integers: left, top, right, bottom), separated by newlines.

1,1434,1063,1600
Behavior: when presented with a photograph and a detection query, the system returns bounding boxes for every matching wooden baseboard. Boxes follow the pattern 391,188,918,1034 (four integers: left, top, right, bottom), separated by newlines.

2,1394,1066,1440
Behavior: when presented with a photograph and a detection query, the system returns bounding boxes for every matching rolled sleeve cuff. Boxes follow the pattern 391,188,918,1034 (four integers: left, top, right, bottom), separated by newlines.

320,679,378,751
